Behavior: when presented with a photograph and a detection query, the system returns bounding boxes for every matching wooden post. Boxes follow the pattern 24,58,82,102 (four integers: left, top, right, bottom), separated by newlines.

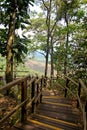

50,76,53,88
31,79,35,113
65,78,69,97
85,102,87,128
77,82,81,108
36,76,39,106
36,76,39,96
85,102,87,112
44,76,47,88
40,77,43,103
57,74,58,80
21,78,27,122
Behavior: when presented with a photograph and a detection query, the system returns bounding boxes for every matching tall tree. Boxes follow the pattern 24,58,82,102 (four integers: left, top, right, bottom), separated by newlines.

58,0,80,75
29,0,62,76
0,0,34,85
41,0,51,77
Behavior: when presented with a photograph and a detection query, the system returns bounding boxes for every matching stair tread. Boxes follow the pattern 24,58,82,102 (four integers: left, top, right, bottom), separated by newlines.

10,90,82,130
29,114,82,128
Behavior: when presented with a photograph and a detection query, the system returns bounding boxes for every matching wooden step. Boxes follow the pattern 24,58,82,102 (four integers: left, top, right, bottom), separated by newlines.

10,90,82,130
42,95,74,105
28,113,82,130
36,102,81,124
12,114,82,130
13,122,63,130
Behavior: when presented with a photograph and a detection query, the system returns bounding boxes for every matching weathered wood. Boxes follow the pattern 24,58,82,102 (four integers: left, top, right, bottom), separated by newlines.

0,75,29,92
31,79,35,113
27,77,36,87
40,76,43,103
26,97,35,110
77,94,83,112
79,79,87,130
65,79,69,97
21,78,27,122
35,91,42,103
0,75,86,130
65,75,79,87
14,90,82,130
35,77,42,84
0,98,29,126
79,79,87,95
0,75,44,129
77,82,81,108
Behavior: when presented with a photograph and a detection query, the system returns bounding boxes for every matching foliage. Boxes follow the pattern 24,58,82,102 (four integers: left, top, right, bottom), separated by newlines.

13,35,30,63
0,0,34,84
0,0,87,80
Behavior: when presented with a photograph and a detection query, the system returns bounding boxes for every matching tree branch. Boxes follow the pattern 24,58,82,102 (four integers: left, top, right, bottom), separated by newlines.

41,0,48,10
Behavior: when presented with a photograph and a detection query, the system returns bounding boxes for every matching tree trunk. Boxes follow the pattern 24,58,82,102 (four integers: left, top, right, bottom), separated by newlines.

5,11,16,94
45,28,50,77
64,12,69,76
50,35,54,76
44,0,51,77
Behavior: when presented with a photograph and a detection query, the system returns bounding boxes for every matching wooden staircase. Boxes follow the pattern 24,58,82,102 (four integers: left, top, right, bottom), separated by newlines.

12,89,83,130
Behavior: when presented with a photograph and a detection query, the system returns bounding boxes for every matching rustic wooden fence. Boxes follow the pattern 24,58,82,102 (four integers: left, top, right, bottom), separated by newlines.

0,75,44,129
52,75,87,130
0,74,87,130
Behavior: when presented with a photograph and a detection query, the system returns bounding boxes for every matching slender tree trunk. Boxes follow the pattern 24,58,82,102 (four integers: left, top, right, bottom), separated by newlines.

6,11,16,82
45,46,49,77
50,35,54,76
64,12,69,76
45,27,50,77
44,0,51,77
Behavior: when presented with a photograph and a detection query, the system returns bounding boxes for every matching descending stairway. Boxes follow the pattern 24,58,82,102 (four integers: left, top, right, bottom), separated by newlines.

12,89,83,130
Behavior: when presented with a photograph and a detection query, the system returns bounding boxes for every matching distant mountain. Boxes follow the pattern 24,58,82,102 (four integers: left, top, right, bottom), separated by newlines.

25,59,51,75
25,51,52,75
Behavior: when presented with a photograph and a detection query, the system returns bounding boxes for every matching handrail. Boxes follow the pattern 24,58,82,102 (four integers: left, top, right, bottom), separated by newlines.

0,74,86,129
79,79,87,94
64,75,79,87
53,75,87,130
0,97,29,124
0,75,44,128
78,79,87,130
27,77,36,87
0,76,28,92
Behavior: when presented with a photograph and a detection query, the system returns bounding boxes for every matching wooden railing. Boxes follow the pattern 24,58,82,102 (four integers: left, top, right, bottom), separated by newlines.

78,79,87,130
65,76,87,130
0,74,87,130
0,75,44,129
52,75,87,130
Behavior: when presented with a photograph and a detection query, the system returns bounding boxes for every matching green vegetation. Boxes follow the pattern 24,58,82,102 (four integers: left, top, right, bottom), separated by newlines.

0,1,87,129
0,0,87,82
0,56,44,82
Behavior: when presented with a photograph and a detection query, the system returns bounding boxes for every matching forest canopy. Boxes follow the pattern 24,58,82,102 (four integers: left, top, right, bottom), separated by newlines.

0,0,87,83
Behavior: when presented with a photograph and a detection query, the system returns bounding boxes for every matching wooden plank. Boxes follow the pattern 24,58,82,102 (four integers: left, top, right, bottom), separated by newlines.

27,119,63,130
29,114,82,130
0,75,29,92
43,97,72,105
79,79,87,95
9,85,83,130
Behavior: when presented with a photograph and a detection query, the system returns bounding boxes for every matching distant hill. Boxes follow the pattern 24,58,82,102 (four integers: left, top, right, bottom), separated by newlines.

25,58,57,76
25,51,56,76
25,59,51,75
